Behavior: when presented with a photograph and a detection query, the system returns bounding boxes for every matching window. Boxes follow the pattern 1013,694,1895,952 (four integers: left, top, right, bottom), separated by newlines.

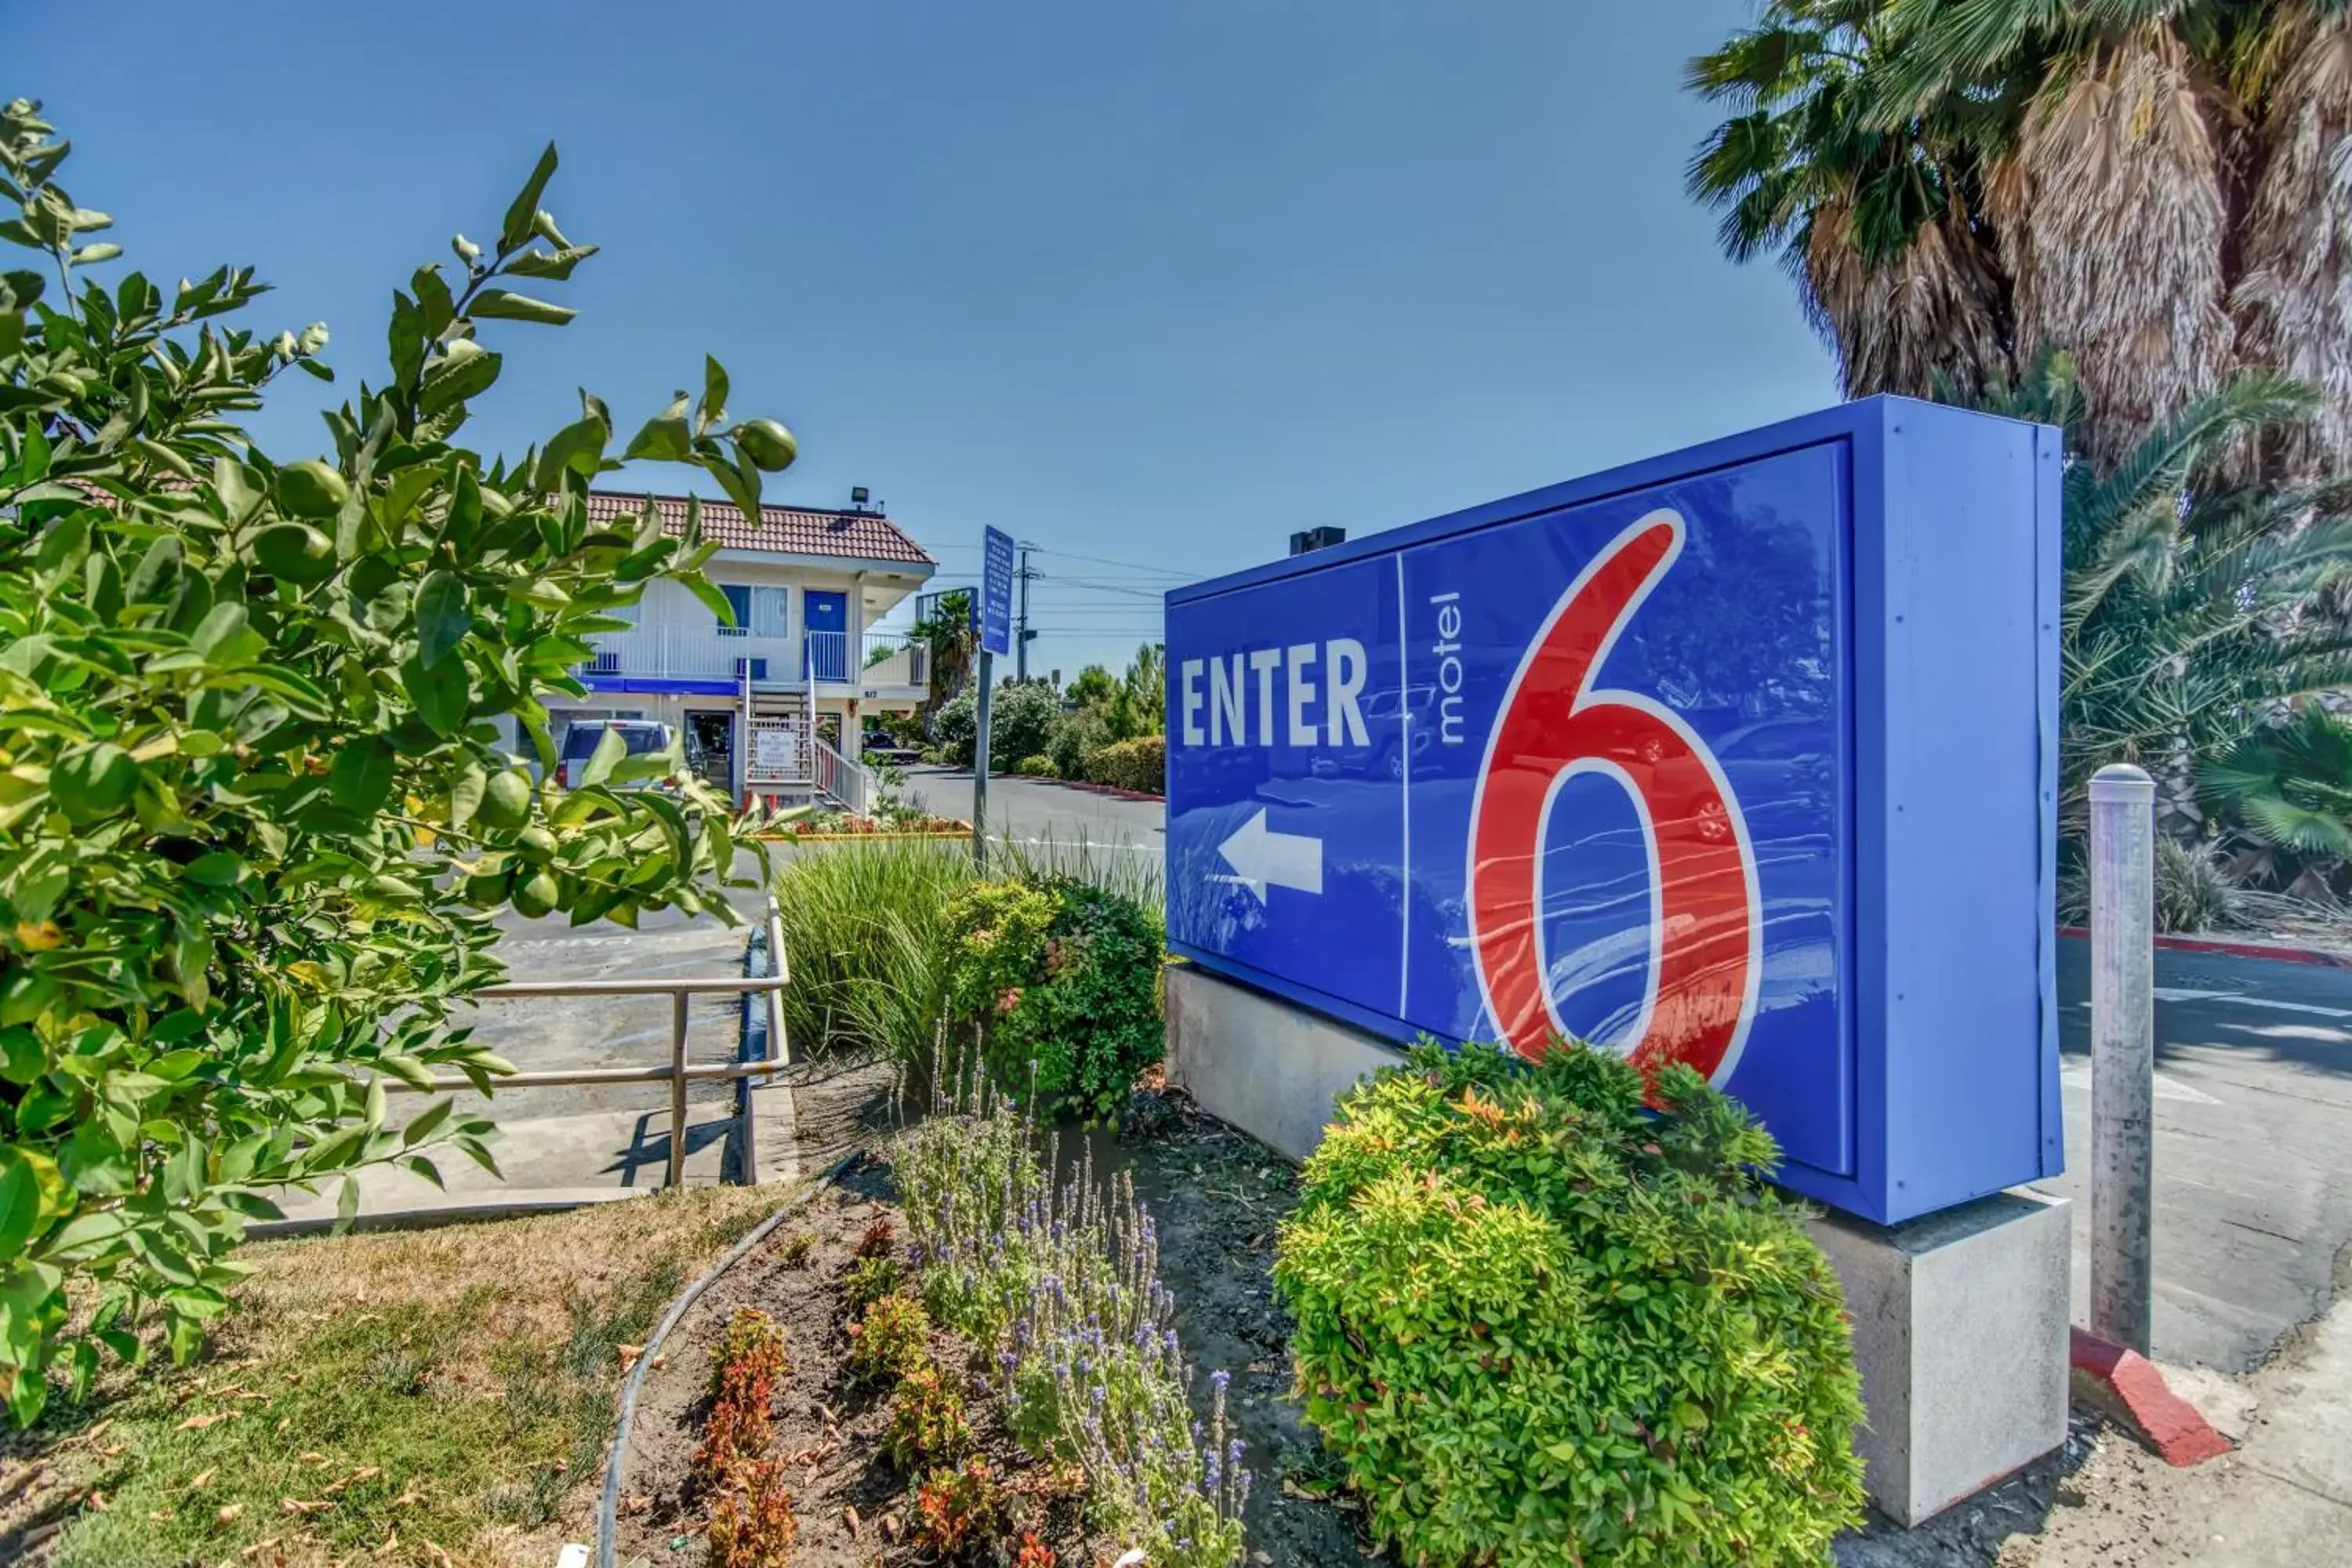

718,583,751,637
751,585,789,637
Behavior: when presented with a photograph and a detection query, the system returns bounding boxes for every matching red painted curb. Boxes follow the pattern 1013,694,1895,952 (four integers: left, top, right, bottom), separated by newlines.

1028,778,1165,804
2056,926,2352,970
2068,1327,2233,1467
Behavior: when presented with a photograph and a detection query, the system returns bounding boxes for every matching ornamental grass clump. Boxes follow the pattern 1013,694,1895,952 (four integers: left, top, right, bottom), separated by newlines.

1275,1040,1864,1567
894,1073,1247,1568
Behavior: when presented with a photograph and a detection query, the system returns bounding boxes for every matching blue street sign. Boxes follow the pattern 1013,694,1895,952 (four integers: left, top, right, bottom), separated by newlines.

1165,397,2063,1225
981,527,1017,657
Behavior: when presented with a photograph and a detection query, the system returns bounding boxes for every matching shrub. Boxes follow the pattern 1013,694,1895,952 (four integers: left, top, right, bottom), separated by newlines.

780,1232,816,1267
845,1293,932,1388
2154,837,2240,933
856,1216,897,1258
1047,707,1110,782
693,1308,789,1491
909,1457,1004,1558
895,1094,1247,1568
844,1254,908,1315
988,681,1065,773
2056,836,2244,934
932,689,978,767
1274,1041,1864,1568
0,105,786,1420
944,880,1163,1120
1018,753,1057,778
1088,735,1166,794
1013,1532,1058,1567
771,839,975,1065
884,1365,974,1472
706,1458,798,1568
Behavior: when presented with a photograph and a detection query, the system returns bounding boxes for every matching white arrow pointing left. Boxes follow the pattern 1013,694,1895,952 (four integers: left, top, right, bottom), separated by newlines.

1214,808,1323,902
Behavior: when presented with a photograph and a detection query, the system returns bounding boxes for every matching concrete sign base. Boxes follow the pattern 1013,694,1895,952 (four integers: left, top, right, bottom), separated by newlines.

1164,964,2071,1528
1806,1191,2071,1524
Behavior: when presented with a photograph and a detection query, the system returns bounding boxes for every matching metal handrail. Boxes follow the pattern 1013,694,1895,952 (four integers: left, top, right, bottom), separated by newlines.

384,898,792,1187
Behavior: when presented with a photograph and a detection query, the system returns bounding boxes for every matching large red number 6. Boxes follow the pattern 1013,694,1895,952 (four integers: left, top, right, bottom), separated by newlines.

1468,509,1761,1084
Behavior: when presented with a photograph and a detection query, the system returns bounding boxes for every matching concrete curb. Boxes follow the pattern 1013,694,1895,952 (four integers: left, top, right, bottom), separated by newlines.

2068,1327,2234,1467
1028,778,1164,804
2055,924,2352,969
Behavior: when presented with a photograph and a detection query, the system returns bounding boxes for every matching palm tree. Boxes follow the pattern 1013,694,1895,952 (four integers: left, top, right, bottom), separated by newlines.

1966,350,2352,837
1690,2,2352,478
2201,705,2352,895
1686,1,2017,404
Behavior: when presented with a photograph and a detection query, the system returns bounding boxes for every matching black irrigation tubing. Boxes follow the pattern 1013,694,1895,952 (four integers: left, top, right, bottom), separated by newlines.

594,1152,859,1568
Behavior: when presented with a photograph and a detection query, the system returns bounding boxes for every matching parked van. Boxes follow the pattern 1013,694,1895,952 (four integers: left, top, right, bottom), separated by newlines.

554,719,677,789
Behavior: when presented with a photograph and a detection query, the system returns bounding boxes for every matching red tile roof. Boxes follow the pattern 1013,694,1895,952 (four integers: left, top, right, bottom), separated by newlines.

584,491,935,568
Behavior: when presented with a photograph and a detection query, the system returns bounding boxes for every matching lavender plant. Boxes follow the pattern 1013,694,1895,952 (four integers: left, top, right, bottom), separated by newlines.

894,1069,1248,1568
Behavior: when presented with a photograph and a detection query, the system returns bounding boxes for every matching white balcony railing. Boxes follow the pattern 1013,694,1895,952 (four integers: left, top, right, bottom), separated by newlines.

579,626,929,689
804,630,930,690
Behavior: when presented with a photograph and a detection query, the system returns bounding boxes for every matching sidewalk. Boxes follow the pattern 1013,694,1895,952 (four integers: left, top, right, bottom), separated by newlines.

2011,1261,2352,1566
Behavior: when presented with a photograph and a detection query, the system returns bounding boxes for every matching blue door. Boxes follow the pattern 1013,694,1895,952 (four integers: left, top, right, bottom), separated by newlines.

804,590,849,681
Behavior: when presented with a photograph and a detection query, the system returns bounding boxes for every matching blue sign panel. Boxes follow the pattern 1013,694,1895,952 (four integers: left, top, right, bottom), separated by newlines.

1166,397,2063,1224
981,527,1017,657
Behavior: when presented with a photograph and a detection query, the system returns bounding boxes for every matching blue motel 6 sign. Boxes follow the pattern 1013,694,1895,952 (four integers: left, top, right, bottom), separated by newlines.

1163,397,2064,1225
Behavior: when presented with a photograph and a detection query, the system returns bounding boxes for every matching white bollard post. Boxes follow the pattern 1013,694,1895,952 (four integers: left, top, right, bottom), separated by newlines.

2088,762,2157,1354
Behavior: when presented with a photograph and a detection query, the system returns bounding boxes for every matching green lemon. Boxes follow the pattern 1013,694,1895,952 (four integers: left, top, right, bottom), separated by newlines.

733,418,798,474
274,459,350,520
510,869,559,919
463,870,510,908
477,769,533,831
515,824,558,863
249,522,336,584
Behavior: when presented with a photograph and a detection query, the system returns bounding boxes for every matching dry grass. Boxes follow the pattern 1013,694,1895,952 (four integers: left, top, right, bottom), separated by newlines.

3,1183,786,1568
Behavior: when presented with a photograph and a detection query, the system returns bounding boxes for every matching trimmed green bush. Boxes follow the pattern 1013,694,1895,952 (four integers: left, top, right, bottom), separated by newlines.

986,681,1065,772
942,879,1163,1118
1275,1041,1864,1567
1017,753,1057,778
1088,735,1165,794
931,691,978,767
1049,707,1111,782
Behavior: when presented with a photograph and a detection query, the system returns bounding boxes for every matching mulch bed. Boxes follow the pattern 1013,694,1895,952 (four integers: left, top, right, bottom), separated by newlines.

608,1160,1116,1567
606,1089,1381,1568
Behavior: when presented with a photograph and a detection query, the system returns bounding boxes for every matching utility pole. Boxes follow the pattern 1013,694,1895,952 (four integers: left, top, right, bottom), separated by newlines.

1014,542,1037,684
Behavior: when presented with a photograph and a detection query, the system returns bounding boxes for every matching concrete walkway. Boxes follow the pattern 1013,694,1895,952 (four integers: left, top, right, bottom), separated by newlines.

263,895,799,1229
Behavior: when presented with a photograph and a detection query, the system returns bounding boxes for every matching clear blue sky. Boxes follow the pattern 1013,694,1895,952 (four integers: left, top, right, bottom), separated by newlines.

24,0,1833,679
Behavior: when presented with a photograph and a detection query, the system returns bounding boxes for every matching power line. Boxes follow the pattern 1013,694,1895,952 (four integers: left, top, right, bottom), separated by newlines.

1032,572,1166,600
1032,546,1192,579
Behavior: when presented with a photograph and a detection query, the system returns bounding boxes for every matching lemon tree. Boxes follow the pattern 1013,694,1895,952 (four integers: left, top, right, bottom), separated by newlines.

0,99,796,1421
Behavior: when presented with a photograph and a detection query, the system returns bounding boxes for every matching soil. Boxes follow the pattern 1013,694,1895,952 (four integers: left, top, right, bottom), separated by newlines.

608,1077,1380,1568
610,1160,1116,1567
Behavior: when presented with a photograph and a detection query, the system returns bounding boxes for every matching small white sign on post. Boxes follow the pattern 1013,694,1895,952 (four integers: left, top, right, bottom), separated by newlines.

753,726,797,773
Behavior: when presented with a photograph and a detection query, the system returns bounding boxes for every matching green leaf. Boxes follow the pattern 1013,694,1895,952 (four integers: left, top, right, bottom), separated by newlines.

182,851,246,887
331,737,397,813
580,724,627,788
706,440,764,524
503,244,598,281
0,1159,41,1263
418,339,502,416
499,143,560,252
624,394,692,462
448,760,487,830
53,742,136,824
468,289,575,327
400,653,470,738
415,570,469,670
698,354,729,434
680,570,736,627
402,1096,455,1149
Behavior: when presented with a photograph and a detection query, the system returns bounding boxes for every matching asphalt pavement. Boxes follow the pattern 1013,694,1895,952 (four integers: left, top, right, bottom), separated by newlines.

899,768,2352,1374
